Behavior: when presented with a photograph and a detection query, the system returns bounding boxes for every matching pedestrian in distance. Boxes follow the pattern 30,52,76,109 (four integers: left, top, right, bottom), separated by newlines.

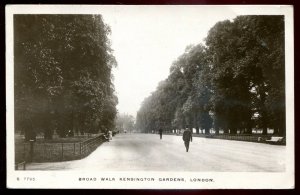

104,132,109,141
182,128,193,152
109,130,113,140
159,128,163,139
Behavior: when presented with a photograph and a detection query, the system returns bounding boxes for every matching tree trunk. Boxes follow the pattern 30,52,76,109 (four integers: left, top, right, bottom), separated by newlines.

260,86,268,135
205,128,210,135
44,128,53,140
262,126,268,135
196,127,199,134
215,127,219,135
230,128,237,135
25,128,31,142
24,118,32,141
246,126,252,134
69,109,74,137
278,127,285,136
223,128,229,134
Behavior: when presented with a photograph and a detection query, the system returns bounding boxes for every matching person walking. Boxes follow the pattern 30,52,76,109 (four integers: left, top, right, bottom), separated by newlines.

159,128,163,139
182,128,193,152
109,130,113,140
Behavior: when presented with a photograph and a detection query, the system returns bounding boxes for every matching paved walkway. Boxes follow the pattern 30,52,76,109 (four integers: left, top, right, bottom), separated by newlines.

26,133,285,171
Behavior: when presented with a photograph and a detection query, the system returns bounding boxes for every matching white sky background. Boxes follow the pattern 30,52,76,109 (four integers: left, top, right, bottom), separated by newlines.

100,6,239,117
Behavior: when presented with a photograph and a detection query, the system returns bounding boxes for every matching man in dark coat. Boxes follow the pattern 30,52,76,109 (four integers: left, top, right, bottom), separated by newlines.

182,128,192,152
159,128,163,139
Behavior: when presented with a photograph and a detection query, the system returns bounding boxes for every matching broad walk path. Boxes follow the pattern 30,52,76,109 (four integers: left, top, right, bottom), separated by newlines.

26,133,285,171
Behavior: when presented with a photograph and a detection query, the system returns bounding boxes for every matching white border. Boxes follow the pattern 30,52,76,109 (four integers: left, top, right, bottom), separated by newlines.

6,5,294,189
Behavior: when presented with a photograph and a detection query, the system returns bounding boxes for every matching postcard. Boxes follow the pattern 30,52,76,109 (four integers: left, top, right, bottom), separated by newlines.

6,5,294,189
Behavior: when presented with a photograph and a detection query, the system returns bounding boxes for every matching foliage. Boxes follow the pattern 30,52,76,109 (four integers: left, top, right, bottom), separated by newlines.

136,16,285,136
115,113,135,133
14,15,118,140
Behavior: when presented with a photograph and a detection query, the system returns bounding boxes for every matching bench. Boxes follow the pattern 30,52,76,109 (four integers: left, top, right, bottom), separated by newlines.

265,136,285,145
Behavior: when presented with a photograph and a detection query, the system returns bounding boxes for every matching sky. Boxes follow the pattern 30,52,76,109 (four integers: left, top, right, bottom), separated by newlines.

100,6,239,117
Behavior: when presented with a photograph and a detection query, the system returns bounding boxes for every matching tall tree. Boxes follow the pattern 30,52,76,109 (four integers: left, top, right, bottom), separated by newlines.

14,15,118,140
206,16,285,135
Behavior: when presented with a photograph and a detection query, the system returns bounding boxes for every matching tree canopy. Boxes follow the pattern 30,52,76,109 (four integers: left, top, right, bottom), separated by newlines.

115,113,135,133
136,15,285,136
14,15,118,140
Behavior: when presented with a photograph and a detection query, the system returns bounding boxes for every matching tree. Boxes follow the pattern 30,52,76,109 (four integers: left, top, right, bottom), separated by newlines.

136,44,213,134
136,15,285,137
116,114,135,133
14,15,118,140
205,16,285,135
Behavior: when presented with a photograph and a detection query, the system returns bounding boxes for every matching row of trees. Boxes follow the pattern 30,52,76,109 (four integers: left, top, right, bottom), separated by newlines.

136,16,285,136
115,113,135,133
14,15,118,140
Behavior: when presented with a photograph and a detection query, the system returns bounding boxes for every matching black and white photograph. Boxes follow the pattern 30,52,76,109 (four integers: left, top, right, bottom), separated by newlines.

6,5,294,189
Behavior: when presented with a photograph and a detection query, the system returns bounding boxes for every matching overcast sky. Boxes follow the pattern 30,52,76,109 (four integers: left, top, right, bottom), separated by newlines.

100,6,239,117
